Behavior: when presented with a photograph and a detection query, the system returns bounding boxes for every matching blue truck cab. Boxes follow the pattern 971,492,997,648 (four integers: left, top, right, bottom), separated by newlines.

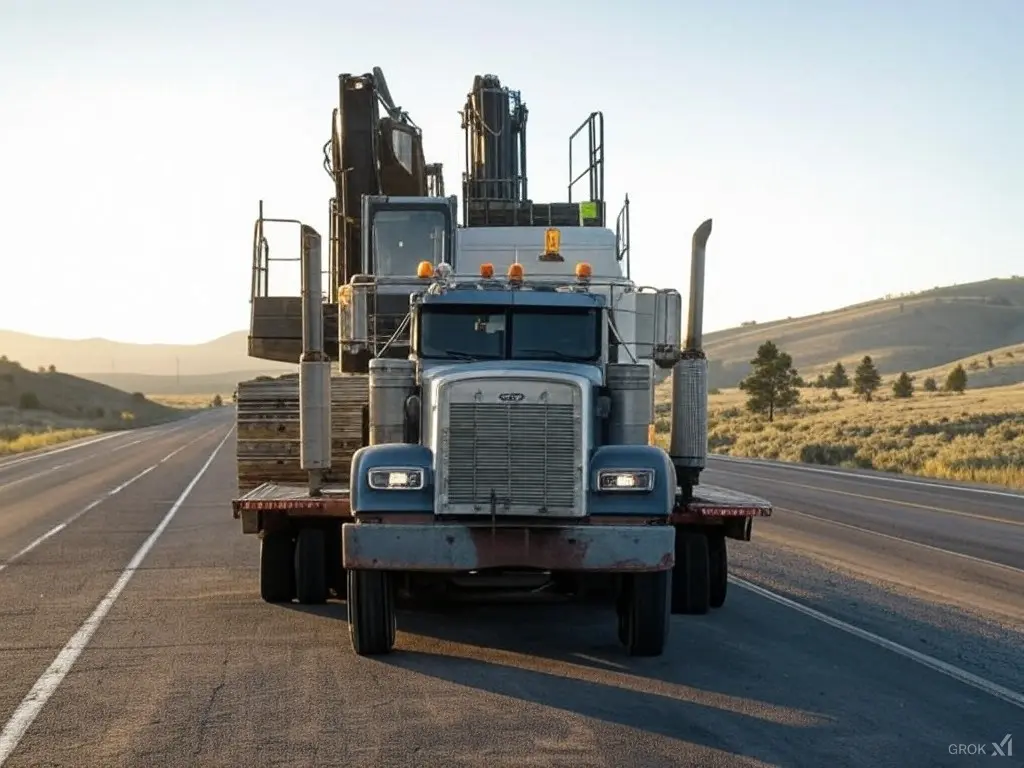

341,262,677,655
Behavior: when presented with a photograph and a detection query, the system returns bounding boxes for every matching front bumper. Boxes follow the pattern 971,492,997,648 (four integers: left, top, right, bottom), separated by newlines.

341,523,675,572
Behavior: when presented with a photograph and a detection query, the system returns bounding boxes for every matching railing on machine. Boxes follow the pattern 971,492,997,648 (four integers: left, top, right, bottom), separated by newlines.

426,163,445,197
568,112,605,227
338,275,429,358
615,194,631,278
250,200,331,306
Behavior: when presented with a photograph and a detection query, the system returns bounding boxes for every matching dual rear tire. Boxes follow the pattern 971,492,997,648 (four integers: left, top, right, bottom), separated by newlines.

671,529,728,615
259,526,330,605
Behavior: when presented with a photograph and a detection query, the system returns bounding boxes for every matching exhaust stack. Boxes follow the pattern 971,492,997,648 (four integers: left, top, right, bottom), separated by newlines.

684,219,711,351
299,225,332,495
669,219,712,494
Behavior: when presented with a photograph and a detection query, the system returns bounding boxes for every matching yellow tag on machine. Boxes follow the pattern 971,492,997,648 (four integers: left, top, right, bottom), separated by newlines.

540,227,563,262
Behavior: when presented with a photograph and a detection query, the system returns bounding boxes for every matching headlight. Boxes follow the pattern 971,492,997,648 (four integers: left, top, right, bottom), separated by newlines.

368,467,425,490
597,469,654,492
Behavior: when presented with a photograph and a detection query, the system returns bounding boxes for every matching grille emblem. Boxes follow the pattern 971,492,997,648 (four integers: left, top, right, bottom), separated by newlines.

498,392,525,402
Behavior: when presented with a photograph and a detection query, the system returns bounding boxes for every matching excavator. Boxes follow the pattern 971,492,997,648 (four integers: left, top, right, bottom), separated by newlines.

238,69,621,495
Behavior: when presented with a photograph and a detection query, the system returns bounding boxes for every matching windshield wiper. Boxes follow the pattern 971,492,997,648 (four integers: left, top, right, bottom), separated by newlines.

515,348,593,362
441,349,499,361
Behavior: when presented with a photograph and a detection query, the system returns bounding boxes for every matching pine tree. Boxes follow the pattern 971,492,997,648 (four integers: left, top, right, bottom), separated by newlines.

945,364,968,393
825,362,850,388
892,371,914,398
922,376,938,392
738,341,802,422
852,355,882,401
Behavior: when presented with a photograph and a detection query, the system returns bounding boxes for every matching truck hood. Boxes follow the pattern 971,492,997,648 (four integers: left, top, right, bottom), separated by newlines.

419,359,603,387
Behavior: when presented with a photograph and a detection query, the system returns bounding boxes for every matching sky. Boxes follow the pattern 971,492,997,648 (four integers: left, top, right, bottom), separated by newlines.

0,0,1021,345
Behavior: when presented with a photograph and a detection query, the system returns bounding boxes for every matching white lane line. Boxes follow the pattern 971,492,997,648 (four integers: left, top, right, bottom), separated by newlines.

0,426,233,765
0,426,222,574
775,506,1024,577
0,434,165,495
708,455,1024,500
734,577,1024,711
716,468,1022,528
0,417,199,474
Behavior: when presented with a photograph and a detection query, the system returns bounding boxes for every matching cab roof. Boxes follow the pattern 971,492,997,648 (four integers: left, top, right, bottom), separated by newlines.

419,287,607,309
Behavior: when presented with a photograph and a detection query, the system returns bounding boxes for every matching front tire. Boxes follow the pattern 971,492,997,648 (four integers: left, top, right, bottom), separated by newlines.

347,570,396,656
621,570,671,657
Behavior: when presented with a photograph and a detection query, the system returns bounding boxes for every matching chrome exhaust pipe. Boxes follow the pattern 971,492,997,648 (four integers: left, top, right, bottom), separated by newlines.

299,225,331,495
669,219,712,493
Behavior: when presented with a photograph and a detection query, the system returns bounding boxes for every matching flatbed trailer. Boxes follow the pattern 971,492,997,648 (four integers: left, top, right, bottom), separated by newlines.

232,480,772,616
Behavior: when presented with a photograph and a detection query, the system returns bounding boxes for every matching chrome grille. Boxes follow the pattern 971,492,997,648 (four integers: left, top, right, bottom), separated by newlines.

444,401,580,514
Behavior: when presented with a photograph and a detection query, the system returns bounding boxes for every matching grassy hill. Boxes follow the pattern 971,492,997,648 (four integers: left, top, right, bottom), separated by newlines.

909,342,1024,388
703,277,1024,389
0,329,288,378
0,356,187,453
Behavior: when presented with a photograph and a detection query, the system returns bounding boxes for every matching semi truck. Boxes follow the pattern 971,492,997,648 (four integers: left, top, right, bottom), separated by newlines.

231,69,772,657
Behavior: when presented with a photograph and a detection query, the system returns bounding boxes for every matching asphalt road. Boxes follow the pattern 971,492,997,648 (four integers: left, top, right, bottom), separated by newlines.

0,415,1021,768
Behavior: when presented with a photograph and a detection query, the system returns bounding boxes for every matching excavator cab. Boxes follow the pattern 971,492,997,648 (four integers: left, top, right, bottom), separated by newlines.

335,195,457,372
362,196,455,276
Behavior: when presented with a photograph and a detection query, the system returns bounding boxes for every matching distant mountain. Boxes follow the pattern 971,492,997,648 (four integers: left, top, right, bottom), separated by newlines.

0,330,287,379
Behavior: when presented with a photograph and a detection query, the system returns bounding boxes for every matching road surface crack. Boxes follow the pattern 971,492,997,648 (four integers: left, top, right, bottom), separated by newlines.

192,647,230,758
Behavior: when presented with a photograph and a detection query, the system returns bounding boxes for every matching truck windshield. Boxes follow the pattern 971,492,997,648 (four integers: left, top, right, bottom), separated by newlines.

419,307,601,362
371,209,447,276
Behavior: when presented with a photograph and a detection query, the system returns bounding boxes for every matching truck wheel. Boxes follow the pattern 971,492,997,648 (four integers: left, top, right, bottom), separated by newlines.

260,532,295,603
671,530,710,615
621,570,671,657
323,521,345,598
615,578,630,645
294,527,328,604
708,534,728,609
347,570,396,656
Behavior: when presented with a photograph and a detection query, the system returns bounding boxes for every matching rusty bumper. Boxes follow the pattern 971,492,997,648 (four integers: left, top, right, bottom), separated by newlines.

341,523,675,573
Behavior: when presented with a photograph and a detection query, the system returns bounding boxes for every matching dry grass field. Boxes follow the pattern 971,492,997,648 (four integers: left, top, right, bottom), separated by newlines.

654,380,1024,489
146,393,231,409
0,427,101,457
